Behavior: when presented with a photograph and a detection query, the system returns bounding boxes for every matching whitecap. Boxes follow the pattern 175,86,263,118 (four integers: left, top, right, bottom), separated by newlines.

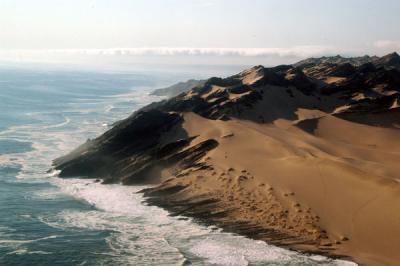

6,249,52,255
0,235,59,250
32,188,63,200
188,237,293,265
41,116,71,129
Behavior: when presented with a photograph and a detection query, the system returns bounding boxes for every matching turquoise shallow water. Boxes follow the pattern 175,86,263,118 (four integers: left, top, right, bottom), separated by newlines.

0,67,357,266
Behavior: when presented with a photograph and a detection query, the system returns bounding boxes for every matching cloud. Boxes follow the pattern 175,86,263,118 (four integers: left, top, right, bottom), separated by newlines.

0,46,345,68
0,46,335,59
373,40,400,50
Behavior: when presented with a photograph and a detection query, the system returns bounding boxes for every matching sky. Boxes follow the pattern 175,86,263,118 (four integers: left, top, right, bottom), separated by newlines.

1,0,399,68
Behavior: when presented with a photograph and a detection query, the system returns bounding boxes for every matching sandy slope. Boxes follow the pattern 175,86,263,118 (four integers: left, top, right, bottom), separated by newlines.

151,110,400,266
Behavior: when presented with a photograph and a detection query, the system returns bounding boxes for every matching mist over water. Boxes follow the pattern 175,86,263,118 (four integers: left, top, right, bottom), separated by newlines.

0,67,356,265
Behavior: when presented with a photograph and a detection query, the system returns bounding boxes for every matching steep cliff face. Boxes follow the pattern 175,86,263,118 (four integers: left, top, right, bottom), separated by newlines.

54,110,187,184
53,53,400,265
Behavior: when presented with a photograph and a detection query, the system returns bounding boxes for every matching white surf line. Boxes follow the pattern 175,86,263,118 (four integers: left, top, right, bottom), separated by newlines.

46,178,357,266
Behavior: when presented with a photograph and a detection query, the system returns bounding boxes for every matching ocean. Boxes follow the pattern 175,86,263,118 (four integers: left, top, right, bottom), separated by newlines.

0,66,356,266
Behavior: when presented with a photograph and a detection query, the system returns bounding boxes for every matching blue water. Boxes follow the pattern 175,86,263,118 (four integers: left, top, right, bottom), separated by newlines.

0,67,357,266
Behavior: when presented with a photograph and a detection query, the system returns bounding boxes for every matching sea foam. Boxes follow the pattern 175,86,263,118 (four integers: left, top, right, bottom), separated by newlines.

46,179,358,266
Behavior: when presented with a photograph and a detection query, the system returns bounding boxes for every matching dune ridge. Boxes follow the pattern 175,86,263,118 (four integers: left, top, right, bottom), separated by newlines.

54,52,400,265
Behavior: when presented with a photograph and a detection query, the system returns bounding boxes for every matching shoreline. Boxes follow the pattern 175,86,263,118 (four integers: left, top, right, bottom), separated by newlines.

139,184,356,263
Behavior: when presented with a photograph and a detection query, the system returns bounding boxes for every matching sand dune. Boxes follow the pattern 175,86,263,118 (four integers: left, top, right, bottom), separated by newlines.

165,111,400,265
54,53,400,265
